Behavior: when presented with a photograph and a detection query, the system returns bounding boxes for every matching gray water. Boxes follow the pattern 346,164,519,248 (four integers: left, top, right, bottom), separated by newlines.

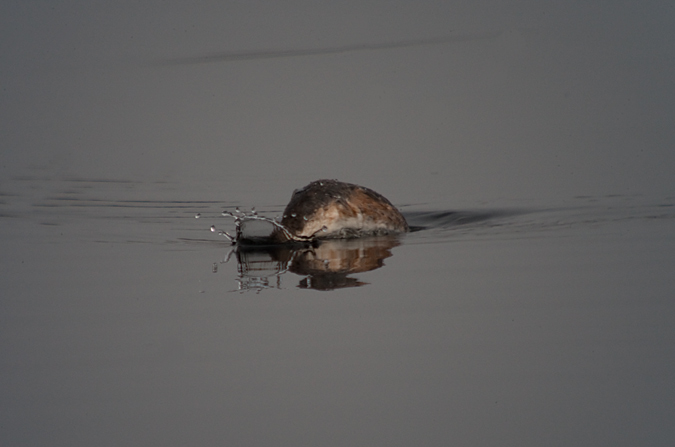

2,2,674,446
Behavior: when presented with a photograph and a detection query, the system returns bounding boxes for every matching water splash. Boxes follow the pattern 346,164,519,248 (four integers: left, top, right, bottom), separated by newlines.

216,203,408,246
220,207,300,245
210,223,235,243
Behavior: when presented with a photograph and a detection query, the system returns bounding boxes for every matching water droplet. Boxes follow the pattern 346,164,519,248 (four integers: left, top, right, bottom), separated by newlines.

303,216,308,221
321,226,328,232
291,213,296,218
210,225,217,232
283,215,287,219
195,213,201,219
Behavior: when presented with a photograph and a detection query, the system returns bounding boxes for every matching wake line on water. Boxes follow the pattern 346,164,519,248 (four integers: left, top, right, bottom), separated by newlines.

402,201,675,244
155,31,502,65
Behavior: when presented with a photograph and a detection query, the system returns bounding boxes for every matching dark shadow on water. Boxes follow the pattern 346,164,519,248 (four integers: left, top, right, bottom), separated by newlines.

155,31,501,66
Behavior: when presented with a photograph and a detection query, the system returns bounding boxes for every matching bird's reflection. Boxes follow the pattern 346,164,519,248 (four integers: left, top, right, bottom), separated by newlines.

232,236,401,292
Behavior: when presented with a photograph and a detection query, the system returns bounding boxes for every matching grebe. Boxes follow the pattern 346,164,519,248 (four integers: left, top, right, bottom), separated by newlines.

229,180,408,244
279,179,408,240
220,180,408,290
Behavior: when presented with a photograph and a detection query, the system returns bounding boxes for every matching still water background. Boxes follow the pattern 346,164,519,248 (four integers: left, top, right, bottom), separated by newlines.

2,2,674,446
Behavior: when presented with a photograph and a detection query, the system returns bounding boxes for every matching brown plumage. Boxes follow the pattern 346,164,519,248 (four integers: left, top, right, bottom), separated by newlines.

279,180,408,240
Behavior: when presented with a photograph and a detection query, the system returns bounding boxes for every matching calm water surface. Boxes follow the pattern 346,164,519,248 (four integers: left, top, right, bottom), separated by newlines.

2,176,674,446
2,2,675,446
